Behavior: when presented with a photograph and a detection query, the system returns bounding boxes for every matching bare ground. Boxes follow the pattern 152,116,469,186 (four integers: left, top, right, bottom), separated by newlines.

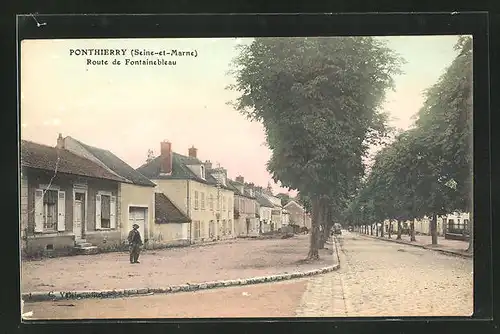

22,234,335,293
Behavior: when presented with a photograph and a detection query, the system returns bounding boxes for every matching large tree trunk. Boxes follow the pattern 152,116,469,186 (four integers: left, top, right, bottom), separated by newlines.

410,221,416,241
466,205,473,253
370,224,373,235
396,220,402,240
318,202,329,249
307,197,321,260
430,214,438,245
375,223,379,236
319,224,330,249
388,221,392,239
380,222,384,237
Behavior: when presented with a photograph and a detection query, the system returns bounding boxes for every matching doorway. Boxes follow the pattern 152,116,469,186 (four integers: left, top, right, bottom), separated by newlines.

129,207,147,240
73,191,86,242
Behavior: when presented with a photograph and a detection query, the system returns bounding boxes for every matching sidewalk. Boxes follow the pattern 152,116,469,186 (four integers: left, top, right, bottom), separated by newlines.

22,234,337,298
357,232,471,258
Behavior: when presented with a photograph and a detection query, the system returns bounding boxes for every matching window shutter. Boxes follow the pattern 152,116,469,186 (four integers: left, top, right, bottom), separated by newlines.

95,194,102,230
34,189,44,232
57,191,66,231
110,196,116,229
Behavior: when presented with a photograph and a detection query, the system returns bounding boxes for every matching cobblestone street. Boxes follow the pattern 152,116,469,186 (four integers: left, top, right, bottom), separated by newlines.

297,231,473,317
23,231,473,319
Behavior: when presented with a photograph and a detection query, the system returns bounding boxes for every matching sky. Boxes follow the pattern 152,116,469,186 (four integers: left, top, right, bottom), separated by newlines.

20,35,463,195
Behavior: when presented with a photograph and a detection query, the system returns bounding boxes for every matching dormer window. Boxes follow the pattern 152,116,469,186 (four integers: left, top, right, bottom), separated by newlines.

200,165,206,179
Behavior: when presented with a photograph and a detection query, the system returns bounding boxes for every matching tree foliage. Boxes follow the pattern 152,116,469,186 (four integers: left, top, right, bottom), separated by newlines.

347,36,473,250
228,37,404,258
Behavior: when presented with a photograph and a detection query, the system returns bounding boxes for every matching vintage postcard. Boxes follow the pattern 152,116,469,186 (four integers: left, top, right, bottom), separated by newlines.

19,35,473,319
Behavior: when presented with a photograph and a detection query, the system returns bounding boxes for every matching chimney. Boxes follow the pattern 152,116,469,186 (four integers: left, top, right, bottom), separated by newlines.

204,160,212,170
56,133,64,149
188,146,197,158
160,141,173,174
236,175,244,184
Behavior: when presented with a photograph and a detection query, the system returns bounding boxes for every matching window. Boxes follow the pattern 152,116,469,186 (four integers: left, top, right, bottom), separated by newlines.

448,219,455,232
209,220,215,238
222,220,227,236
35,188,66,233
228,219,232,235
222,196,226,210
43,190,58,231
201,192,205,210
209,194,214,211
194,191,199,210
193,221,201,239
100,194,111,228
95,193,116,230
448,218,466,234
228,198,232,212
200,166,206,179
200,221,205,239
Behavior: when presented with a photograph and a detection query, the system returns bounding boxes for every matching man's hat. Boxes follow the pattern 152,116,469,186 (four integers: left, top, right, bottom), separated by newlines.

133,224,139,228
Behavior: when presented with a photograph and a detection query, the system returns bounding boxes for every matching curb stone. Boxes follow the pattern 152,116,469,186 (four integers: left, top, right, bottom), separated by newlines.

358,233,472,259
22,239,341,303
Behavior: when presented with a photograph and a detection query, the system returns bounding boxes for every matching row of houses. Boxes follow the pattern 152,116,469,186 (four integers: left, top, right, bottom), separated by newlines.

369,212,471,241
20,135,312,257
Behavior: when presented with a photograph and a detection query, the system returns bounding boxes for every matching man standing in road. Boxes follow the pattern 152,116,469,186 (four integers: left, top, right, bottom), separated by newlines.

128,224,143,264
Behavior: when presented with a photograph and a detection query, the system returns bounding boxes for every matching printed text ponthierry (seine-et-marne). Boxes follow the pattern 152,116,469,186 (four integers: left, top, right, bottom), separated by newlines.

69,48,198,67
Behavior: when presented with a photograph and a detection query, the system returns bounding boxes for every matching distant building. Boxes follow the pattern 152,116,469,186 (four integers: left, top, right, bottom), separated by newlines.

228,176,259,236
284,200,312,229
380,212,471,241
261,183,284,231
255,190,274,233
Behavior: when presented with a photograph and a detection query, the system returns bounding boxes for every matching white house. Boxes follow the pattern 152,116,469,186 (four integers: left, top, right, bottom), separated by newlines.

284,200,312,229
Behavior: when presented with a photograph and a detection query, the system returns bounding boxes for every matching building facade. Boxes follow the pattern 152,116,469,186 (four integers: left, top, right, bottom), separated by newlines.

229,176,259,236
255,191,273,233
60,135,157,246
378,212,470,240
20,140,127,257
284,200,312,229
137,141,235,245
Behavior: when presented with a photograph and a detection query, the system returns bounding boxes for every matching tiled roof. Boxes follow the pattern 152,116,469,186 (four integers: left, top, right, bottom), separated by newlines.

155,193,191,224
137,153,200,180
227,179,255,199
284,200,304,211
137,153,234,191
74,139,155,187
255,192,274,208
20,140,126,182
